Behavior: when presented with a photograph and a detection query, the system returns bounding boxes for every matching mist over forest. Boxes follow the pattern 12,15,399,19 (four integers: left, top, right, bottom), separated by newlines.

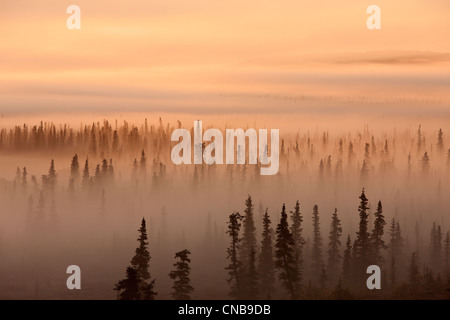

0,114,449,299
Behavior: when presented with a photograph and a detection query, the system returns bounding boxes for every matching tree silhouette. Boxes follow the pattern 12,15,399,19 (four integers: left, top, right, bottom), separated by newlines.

115,218,156,300
169,249,194,300
70,154,80,182
311,204,324,285
259,209,275,299
371,201,387,265
290,201,305,293
353,188,371,286
114,266,141,300
240,195,257,297
342,235,353,288
327,208,342,284
275,204,298,299
225,212,243,299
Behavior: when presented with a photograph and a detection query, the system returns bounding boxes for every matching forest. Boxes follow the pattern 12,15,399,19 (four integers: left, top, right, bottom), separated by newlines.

0,116,449,299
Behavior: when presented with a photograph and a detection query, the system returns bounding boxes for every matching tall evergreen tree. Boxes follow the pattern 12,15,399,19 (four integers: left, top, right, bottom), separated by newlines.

259,209,275,298
290,201,305,293
342,235,353,288
115,218,156,300
311,204,324,284
275,204,298,299
225,212,243,299
114,266,141,300
327,208,342,284
370,201,387,265
169,249,194,300
240,195,257,297
388,218,404,288
241,195,257,266
353,189,371,285
81,158,90,190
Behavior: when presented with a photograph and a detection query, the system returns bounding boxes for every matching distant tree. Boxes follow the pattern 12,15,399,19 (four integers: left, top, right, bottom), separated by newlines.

437,129,444,153
421,152,430,174
81,158,90,190
417,125,423,153
430,222,443,271
259,209,275,299
275,204,298,299
353,189,371,285
225,212,243,299
327,208,342,284
388,218,404,287
70,154,80,182
169,249,194,300
132,158,139,182
444,232,450,273
370,201,387,265
290,201,305,293
21,167,27,190
311,205,324,285
408,252,421,289
42,159,57,192
140,150,147,175
342,235,353,287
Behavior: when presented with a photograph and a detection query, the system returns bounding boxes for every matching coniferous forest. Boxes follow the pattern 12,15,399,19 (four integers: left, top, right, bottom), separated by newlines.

0,117,450,299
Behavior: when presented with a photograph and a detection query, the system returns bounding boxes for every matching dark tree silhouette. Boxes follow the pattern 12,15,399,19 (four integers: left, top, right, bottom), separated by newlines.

81,158,90,190
290,201,305,293
388,218,404,288
115,218,156,300
311,204,324,285
371,201,387,265
225,212,243,299
114,266,141,300
169,249,194,300
275,204,298,299
327,208,342,284
342,235,353,288
240,195,257,297
353,189,371,286
259,209,275,299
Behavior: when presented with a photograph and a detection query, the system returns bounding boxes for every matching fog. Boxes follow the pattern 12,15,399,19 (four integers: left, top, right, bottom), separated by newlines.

0,113,449,299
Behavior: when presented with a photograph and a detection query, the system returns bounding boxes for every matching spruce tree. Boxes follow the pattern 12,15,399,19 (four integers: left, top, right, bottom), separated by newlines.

225,212,243,299
114,266,141,300
388,218,404,288
82,158,90,190
240,195,257,297
169,249,194,300
342,235,353,288
290,201,305,293
353,189,371,285
444,232,450,273
371,201,387,265
275,204,298,299
327,208,342,284
115,218,156,300
259,209,275,298
311,204,324,285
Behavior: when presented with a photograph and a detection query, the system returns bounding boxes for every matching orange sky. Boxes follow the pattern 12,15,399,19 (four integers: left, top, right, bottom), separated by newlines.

0,0,449,114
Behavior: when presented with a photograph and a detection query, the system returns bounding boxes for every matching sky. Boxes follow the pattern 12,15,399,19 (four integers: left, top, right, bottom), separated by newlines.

0,0,449,115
